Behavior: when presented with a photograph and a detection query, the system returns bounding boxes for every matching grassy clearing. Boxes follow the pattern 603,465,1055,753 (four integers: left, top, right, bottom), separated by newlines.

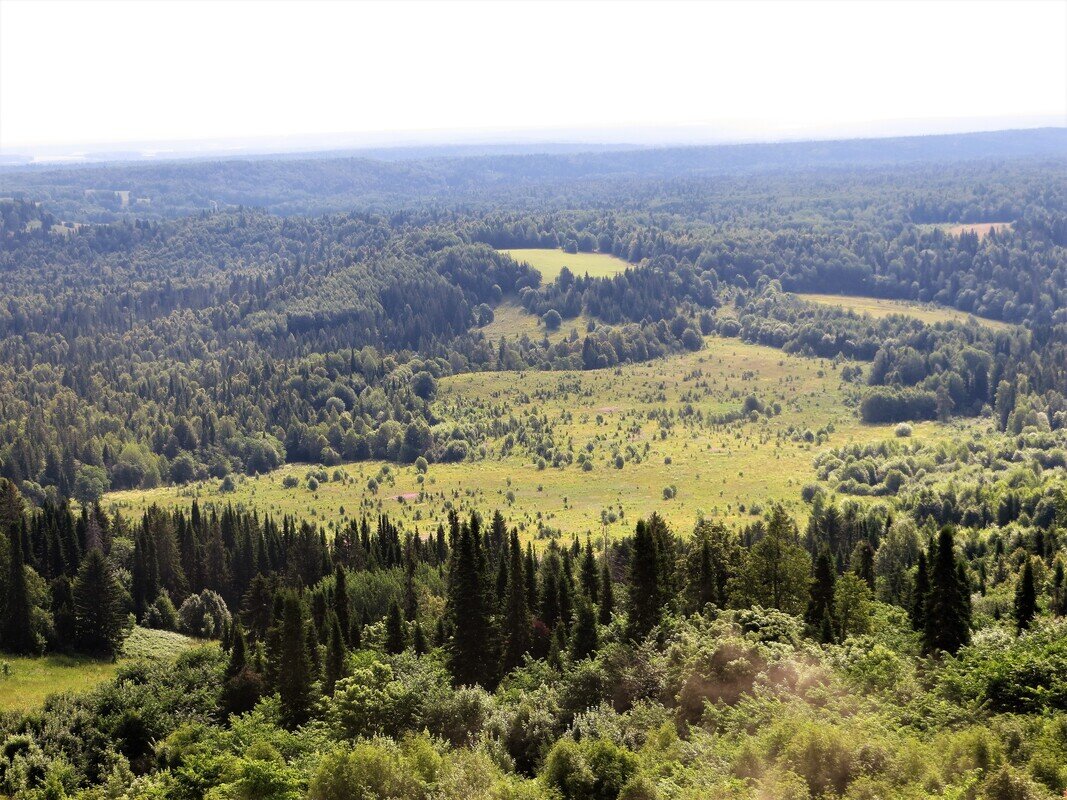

945,221,1011,238
797,293,1013,331
478,301,594,343
500,248,631,283
105,336,966,541
0,627,204,713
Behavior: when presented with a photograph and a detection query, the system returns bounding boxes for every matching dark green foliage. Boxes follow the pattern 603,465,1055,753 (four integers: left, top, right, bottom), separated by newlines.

2,525,38,654
1014,559,1037,632
923,527,972,655
276,591,315,728
72,548,128,656
385,600,406,654
806,548,836,643
626,518,663,642
502,530,531,672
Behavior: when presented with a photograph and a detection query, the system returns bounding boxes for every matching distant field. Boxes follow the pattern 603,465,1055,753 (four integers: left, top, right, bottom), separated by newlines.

105,336,965,540
500,248,631,283
0,627,203,713
797,293,1013,331
945,221,1011,238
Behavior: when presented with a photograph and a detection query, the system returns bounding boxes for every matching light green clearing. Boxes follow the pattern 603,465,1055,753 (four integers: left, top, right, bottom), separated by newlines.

500,248,632,283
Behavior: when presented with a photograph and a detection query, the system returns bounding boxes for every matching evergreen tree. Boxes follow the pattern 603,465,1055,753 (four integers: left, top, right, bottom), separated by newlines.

570,595,598,660
72,548,127,657
502,530,531,671
923,527,971,654
627,519,663,641
1013,558,1037,632
447,519,497,687
385,599,406,654
598,559,614,625
226,622,248,680
806,548,836,642
332,565,350,645
276,591,314,728
580,539,598,602
911,550,929,631
3,524,37,654
323,612,346,695
412,621,428,655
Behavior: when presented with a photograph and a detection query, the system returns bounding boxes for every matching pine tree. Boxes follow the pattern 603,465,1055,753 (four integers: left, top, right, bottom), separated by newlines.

3,524,37,654
72,548,127,657
385,599,406,654
923,527,971,654
806,548,836,642
627,519,663,642
502,530,531,671
598,559,614,625
276,591,315,728
1013,558,1037,632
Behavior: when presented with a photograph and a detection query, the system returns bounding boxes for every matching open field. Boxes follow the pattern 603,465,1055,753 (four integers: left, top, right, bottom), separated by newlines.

105,335,966,541
796,293,1014,331
478,300,594,343
500,248,632,283
0,627,204,713
945,221,1011,238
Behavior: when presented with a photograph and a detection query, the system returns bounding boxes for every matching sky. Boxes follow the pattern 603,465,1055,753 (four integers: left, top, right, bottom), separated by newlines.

1,0,1066,156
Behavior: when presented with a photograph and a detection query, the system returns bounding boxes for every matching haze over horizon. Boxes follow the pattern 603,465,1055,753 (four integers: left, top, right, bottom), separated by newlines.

2,0,1065,163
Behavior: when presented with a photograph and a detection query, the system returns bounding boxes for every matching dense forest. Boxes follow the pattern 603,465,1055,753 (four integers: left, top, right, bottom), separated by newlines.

0,129,1065,799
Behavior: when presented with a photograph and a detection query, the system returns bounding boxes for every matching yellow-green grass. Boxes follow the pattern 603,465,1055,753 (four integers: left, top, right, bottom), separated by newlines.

478,301,594,344
500,248,631,283
797,293,1013,331
0,627,205,713
105,336,967,541
945,222,1011,238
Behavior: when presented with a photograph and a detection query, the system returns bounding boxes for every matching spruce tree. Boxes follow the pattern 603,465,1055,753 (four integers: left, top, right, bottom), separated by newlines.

502,530,531,672
580,539,598,602
447,520,497,687
598,559,615,625
226,622,248,680
911,550,929,631
626,519,662,642
385,599,406,654
332,564,350,645
570,595,598,660
923,527,971,654
276,591,314,728
412,621,428,655
323,612,347,695
3,524,37,654
806,548,836,642
1013,559,1037,632
72,548,127,657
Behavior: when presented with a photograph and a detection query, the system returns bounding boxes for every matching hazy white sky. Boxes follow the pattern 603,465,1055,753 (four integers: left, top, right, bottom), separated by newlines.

1,0,1066,151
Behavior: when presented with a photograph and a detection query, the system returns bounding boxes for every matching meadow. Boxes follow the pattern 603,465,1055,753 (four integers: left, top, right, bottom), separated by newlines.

499,248,632,282
0,627,203,712
796,292,1014,330
104,335,964,541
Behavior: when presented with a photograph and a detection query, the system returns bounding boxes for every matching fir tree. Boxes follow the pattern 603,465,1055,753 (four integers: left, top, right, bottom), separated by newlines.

923,527,971,655
502,530,531,671
806,548,836,642
385,599,406,654
226,622,248,680
570,595,598,660
580,539,598,602
323,612,347,695
447,519,497,687
910,550,929,631
72,548,127,657
598,559,615,625
626,519,663,641
1013,558,1037,632
332,565,350,645
276,591,315,728
412,621,428,655
3,524,37,654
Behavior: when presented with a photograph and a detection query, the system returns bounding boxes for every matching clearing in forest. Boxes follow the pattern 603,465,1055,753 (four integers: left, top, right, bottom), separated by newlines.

104,335,966,541
797,293,1013,331
0,627,204,713
500,248,631,283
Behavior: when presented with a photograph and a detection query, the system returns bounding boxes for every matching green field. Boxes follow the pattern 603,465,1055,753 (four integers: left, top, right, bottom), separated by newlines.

797,292,1013,330
478,300,594,343
500,248,632,283
0,627,204,712
105,335,966,540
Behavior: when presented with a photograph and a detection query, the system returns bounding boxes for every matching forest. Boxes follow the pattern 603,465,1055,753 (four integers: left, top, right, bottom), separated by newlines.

0,128,1065,799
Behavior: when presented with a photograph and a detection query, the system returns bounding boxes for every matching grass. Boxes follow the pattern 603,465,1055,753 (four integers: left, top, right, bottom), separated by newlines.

797,293,1013,331
478,300,594,343
0,627,204,713
105,335,967,542
945,222,1011,238
500,248,632,283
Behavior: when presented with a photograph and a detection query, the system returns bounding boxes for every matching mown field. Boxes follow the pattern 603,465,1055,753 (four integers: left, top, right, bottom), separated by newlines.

500,248,631,282
797,292,1014,330
0,627,203,712
104,335,966,541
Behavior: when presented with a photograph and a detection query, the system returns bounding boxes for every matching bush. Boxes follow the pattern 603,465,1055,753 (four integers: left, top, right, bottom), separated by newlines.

895,422,913,437
144,591,179,631
281,475,299,489
177,590,231,639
